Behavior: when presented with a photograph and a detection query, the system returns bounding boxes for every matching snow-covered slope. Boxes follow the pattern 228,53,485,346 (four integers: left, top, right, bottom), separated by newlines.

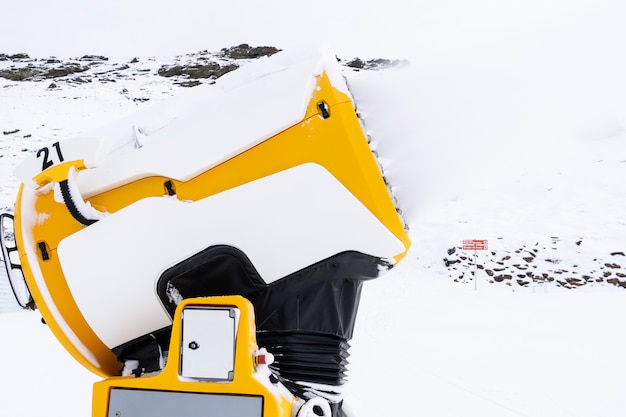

1,0,626,416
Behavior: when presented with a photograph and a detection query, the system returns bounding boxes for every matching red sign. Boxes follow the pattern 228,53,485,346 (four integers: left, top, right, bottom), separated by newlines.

463,239,488,250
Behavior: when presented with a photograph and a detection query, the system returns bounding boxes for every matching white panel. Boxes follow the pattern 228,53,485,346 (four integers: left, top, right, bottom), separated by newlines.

180,307,236,380
58,163,405,348
74,45,341,198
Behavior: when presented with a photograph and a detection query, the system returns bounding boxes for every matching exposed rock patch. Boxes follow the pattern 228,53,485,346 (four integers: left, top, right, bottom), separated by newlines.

1,45,406,86
219,44,281,60
343,57,409,70
444,237,626,290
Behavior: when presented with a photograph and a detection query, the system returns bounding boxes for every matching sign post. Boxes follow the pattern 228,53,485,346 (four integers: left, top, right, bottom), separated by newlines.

462,239,488,290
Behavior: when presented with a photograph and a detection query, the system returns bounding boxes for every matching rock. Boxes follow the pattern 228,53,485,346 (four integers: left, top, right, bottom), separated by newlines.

220,44,280,60
443,258,460,267
604,263,621,269
0,67,41,81
9,53,30,60
607,278,626,288
566,278,583,286
494,274,512,282
44,64,89,78
3,129,20,135
157,65,183,77
611,252,625,256
79,55,108,61
345,57,407,70
345,58,365,69
159,62,239,80
447,247,456,256
185,62,238,79
175,80,202,88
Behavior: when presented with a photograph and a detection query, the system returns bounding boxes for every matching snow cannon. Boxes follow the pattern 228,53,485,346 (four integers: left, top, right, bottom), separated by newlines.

1,44,410,417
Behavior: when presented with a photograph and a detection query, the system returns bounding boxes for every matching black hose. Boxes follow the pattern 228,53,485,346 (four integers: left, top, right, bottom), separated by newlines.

59,179,98,226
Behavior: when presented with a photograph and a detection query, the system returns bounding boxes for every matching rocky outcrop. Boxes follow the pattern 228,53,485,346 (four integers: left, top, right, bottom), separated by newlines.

1,45,405,85
444,237,626,290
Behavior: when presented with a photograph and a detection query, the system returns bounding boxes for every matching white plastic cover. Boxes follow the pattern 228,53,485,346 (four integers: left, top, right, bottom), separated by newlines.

57,163,404,348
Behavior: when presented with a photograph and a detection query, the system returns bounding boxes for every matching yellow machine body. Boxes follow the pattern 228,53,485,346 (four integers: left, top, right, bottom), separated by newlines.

3,44,411,417
92,295,294,417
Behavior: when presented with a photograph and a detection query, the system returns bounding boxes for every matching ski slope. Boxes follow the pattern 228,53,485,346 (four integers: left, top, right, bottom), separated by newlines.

2,1,626,416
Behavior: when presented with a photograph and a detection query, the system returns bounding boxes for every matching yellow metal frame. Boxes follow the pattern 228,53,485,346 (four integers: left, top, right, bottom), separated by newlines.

92,295,294,417
13,70,411,378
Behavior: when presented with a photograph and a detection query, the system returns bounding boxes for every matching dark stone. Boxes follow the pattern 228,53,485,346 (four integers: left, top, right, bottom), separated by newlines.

175,80,202,88
611,252,625,256
494,274,512,282
447,247,456,256
604,263,621,269
44,64,89,78
607,278,626,288
158,62,239,80
443,258,460,267
79,55,108,61
220,44,281,60
9,53,30,60
345,57,408,70
0,67,41,81
3,129,20,135
157,65,183,77
345,58,365,69
185,62,231,79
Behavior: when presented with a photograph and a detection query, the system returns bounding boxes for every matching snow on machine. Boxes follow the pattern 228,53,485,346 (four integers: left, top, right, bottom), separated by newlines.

1,44,410,417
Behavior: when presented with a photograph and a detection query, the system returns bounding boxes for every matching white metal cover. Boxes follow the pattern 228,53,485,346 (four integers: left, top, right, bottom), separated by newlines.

58,163,405,348
180,307,237,381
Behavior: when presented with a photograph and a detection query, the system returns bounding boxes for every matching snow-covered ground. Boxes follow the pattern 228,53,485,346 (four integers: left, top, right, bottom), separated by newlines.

1,1,626,416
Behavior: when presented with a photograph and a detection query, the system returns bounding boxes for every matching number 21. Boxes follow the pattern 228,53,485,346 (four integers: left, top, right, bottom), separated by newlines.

37,141,65,171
